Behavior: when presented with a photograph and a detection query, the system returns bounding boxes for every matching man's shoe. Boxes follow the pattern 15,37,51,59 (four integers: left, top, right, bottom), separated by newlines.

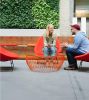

64,64,78,70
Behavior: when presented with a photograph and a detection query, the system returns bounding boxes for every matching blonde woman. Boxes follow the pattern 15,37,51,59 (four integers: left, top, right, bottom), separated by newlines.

43,24,57,56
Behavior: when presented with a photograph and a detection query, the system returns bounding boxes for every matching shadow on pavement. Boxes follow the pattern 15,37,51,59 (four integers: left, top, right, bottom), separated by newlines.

0,66,18,72
78,67,89,73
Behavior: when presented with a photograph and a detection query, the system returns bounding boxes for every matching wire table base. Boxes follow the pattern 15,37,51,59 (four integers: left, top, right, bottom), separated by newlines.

26,54,65,72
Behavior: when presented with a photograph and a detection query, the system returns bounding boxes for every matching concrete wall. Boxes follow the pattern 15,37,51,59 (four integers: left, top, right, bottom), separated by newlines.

0,29,60,36
86,19,89,35
60,0,74,36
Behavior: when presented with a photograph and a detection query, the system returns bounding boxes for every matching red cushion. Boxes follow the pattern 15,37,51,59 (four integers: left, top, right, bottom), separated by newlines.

0,47,19,61
34,36,62,57
75,53,89,62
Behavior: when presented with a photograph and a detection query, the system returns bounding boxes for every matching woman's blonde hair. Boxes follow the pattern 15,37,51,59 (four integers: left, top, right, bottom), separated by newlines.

46,24,54,37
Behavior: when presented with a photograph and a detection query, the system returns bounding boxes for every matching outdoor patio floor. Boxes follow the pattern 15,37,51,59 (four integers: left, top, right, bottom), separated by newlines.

0,60,89,100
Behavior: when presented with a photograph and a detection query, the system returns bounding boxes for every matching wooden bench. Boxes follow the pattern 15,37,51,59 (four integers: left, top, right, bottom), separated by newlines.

0,36,74,60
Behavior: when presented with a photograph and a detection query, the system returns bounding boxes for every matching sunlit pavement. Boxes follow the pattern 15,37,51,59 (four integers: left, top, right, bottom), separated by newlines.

0,60,89,100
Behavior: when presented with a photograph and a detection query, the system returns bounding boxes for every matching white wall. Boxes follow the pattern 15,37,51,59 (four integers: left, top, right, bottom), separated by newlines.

0,29,60,36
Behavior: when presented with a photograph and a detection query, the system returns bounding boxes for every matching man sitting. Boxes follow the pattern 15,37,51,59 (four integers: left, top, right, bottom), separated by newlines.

62,24,89,70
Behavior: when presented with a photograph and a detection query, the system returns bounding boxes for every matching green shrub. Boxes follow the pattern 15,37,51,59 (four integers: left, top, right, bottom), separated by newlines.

0,0,59,28
32,0,59,28
0,0,35,28
46,0,59,12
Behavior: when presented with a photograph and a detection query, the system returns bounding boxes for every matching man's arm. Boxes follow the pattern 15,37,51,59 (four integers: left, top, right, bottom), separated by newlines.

68,34,82,50
61,34,82,50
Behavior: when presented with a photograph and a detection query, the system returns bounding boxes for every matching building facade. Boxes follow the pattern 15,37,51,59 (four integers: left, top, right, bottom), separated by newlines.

60,0,89,36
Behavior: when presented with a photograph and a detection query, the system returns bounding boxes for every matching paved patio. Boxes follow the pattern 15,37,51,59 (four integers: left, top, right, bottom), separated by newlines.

0,60,89,100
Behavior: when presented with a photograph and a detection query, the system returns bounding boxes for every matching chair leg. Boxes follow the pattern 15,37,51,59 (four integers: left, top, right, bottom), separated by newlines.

79,61,83,68
10,60,14,70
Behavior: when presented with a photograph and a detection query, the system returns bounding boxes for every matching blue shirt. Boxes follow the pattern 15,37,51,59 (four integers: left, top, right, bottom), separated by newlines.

68,31,89,53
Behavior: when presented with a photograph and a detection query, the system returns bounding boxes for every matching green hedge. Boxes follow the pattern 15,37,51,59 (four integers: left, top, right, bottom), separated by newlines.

0,0,59,29
0,0,35,28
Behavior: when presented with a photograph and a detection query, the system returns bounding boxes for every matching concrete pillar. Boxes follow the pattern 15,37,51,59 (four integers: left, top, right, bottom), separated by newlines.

60,0,74,36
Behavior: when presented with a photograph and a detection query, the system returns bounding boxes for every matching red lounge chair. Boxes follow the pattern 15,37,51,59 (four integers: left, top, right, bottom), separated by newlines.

34,36,62,57
26,36,64,72
0,46,19,69
75,53,89,67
